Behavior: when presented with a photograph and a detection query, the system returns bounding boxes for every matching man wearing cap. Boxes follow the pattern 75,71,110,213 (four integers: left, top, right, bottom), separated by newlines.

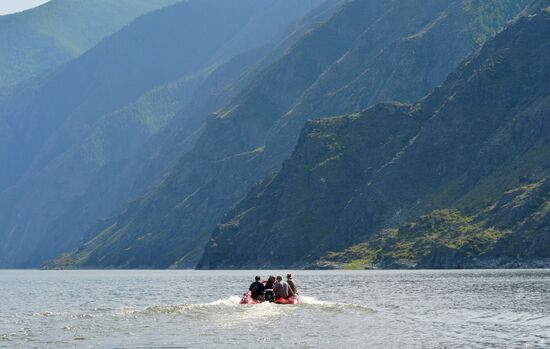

287,273,298,294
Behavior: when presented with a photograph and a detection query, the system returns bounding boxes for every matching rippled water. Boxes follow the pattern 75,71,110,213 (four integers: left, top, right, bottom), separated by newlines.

1,270,549,348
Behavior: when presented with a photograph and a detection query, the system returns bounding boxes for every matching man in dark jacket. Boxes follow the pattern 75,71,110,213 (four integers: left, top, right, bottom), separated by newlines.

249,276,265,301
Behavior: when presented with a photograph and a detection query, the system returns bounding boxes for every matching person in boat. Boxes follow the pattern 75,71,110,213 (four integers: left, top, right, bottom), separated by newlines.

273,275,294,299
265,275,276,289
264,275,276,302
287,273,298,294
249,275,265,301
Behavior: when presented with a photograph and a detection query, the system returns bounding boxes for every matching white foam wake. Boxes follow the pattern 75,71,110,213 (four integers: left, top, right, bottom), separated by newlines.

125,295,371,318
300,296,335,305
300,296,372,313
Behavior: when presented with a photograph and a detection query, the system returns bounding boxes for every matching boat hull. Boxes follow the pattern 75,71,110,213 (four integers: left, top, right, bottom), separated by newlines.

240,291,301,304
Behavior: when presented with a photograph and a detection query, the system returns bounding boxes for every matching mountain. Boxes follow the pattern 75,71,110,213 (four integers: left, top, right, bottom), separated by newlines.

50,0,532,269
200,6,550,269
321,177,550,269
36,24,320,266
0,0,324,267
44,0,342,269
0,0,179,88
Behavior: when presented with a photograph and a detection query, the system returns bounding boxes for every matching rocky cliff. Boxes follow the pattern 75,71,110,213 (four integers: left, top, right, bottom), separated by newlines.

200,6,550,269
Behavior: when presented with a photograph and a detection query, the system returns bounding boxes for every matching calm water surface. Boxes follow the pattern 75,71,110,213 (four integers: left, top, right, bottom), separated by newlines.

1,270,549,348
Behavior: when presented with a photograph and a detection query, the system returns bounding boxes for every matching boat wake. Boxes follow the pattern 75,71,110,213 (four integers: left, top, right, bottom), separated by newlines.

30,295,372,324
134,295,372,317
141,295,243,315
300,296,373,312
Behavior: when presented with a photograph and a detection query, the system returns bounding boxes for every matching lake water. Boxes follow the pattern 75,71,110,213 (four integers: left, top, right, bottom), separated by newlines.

1,270,549,348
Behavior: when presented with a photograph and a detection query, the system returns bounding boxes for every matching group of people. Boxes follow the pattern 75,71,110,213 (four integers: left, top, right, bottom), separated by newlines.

249,273,298,301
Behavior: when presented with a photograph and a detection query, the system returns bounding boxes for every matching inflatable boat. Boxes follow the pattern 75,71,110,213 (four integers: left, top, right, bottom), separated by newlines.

240,291,262,304
239,290,301,305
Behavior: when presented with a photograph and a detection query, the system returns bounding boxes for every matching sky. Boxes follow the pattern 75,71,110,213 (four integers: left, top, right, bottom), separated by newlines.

0,0,50,15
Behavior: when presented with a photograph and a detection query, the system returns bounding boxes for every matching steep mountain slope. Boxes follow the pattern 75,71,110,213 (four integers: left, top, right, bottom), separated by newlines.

200,7,550,268
0,0,324,267
38,0,339,266
37,40,304,265
53,0,531,269
0,0,178,88
322,177,550,269
45,0,343,269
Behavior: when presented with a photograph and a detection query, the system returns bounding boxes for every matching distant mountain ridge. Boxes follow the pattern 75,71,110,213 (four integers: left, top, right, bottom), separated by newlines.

49,0,534,269
35,8,330,266
0,0,179,88
0,0,325,267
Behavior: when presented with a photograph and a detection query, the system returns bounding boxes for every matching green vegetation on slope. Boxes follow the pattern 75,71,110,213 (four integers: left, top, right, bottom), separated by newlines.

322,210,508,269
463,0,529,43
322,177,550,269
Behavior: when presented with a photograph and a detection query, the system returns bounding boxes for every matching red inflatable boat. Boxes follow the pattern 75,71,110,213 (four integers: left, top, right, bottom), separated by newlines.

240,290,302,305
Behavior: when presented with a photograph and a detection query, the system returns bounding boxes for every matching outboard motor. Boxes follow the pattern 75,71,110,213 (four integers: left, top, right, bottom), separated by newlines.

265,289,275,302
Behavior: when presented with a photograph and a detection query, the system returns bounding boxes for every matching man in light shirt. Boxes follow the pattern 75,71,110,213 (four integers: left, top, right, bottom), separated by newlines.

273,275,294,299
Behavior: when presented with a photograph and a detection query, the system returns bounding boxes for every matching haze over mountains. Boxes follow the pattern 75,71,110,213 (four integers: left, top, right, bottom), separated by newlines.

0,0,324,267
0,0,180,88
0,0,548,269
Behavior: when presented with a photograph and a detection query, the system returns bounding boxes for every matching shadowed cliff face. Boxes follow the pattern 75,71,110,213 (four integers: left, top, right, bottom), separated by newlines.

199,103,422,268
50,0,534,269
200,8,550,269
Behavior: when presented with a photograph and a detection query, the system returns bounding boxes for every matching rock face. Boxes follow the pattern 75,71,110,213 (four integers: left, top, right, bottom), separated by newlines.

49,0,532,269
0,0,325,267
200,8,550,269
199,103,422,268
